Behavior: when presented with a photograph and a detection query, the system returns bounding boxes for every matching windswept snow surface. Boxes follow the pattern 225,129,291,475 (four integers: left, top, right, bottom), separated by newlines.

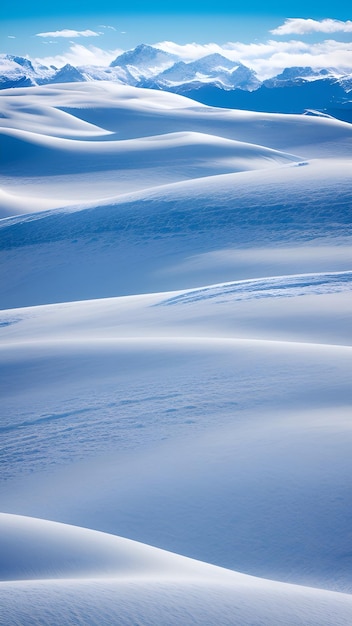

1,515,352,626
1,82,352,624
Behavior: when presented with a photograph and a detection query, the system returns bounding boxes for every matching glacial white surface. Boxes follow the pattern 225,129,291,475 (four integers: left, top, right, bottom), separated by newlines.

0,82,351,624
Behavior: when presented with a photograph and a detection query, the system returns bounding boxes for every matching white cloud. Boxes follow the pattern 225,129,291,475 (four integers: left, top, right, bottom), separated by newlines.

271,18,352,35
34,43,122,68
8,36,16,39
36,29,100,39
156,41,226,61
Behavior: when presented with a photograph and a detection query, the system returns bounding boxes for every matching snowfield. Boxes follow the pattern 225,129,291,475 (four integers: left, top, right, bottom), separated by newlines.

0,81,352,624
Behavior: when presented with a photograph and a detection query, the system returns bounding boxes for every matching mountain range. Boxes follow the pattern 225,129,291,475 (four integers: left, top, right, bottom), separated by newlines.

1,44,352,119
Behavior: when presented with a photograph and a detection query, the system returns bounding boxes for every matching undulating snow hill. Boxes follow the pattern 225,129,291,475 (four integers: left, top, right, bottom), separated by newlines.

0,81,352,624
1,514,352,625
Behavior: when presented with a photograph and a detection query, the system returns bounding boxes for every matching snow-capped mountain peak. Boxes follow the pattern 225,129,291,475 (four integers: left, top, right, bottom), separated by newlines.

110,44,177,79
49,64,87,84
0,53,53,89
4,54,35,72
263,66,344,87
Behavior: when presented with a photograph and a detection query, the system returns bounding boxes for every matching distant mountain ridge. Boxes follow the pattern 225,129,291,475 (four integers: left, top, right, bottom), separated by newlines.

110,43,177,80
138,53,260,91
1,45,351,120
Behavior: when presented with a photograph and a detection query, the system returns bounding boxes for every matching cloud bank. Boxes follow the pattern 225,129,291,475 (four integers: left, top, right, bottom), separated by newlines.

271,18,352,35
35,43,123,68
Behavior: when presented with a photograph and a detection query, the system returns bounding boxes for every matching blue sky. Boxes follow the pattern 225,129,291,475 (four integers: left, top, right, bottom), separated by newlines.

2,0,351,20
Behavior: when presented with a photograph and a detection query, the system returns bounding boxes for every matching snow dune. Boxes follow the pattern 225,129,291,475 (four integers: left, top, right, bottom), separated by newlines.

1,82,352,623
1,157,351,308
1,81,352,216
1,514,352,626
1,270,352,346
0,98,111,138
0,512,231,581
2,82,350,149
1,127,300,177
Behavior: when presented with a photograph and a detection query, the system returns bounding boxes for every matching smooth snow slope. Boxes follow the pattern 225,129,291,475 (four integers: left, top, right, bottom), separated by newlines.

1,158,351,308
1,515,352,626
1,82,352,622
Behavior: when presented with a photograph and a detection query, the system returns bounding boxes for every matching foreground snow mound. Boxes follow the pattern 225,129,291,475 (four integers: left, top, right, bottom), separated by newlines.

1,514,352,626
0,512,229,581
